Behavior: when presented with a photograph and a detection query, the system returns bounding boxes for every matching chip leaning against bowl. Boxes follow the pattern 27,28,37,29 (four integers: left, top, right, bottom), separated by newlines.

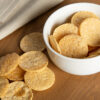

49,11,100,58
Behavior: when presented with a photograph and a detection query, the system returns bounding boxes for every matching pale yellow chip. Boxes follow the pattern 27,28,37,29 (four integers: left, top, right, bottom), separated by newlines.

19,51,48,72
53,23,78,41
88,48,100,57
49,35,61,53
24,67,55,91
6,66,25,81
71,11,98,27
20,32,45,52
59,34,88,58
80,18,100,46
1,81,33,100
0,77,9,98
0,53,20,76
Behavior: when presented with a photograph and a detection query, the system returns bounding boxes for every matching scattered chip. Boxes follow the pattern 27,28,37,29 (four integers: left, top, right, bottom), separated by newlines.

0,53,20,76
59,34,88,58
6,66,25,81
19,51,48,72
49,35,61,53
80,18,100,46
71,11,98,27
0,77,9,98
1,81,33,100
20,32,45,52
24,67,55,91
53,23,78,41
88,48,100,57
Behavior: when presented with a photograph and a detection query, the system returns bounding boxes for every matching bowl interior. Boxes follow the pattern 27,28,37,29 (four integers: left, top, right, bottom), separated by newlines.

43,3,100,52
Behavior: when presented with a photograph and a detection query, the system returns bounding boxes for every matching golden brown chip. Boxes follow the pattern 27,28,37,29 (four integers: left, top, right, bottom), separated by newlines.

0,53,20,76
49,35,61,53
19,51,48,72
88,48,100,57
6,66,25,81
24,67,55,91
71,11,98,27
59,34,88,58
0,77,9,98
80,18,100,46
20,32,45,52
53,23,78,41
1,81,33,100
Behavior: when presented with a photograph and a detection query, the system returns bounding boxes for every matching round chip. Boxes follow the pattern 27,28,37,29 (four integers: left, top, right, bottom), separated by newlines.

20,32,45,52
1,81,33,100
49,35,61,53
6,66,25,81
0,77,9,98
88,48,100,57
19,51,48,72
0,53,20,76
71,11,98,27
53,23,78,41
59,34,88,58
24,67,55,91
80,18,100,46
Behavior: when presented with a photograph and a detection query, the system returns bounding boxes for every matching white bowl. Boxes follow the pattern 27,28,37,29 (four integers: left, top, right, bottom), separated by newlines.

43,3,100,75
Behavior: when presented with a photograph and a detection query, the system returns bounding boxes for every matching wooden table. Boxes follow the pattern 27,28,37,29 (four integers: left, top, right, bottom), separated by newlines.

0,0,100,100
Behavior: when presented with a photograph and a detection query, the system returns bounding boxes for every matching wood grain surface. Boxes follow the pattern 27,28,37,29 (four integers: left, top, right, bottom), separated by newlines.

0,0,100,100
